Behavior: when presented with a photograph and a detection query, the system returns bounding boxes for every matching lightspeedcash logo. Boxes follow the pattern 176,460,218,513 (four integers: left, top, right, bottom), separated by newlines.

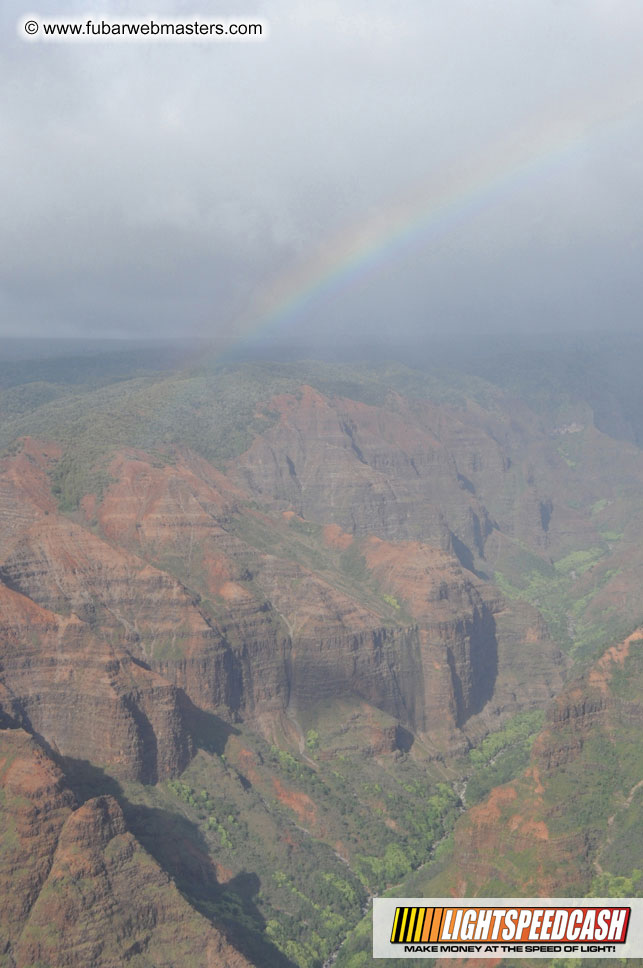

373,897,643,958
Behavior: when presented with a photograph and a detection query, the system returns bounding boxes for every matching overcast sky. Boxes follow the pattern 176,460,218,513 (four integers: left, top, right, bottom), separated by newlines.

2,0,643,343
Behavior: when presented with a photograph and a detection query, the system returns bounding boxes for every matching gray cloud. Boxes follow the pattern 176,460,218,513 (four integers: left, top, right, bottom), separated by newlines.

2,0,643,340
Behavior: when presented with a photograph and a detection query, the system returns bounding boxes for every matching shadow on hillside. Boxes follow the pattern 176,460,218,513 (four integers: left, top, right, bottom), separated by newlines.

121,799,297,968
181,696,241,755
59,756,124,803
395,725,414,753
447,606,499,728
450,532,490,580
211,871,300,968
60,754,296,967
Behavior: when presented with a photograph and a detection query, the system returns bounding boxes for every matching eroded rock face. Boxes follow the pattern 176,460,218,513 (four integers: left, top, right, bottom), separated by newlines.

362,537,500,729
0,582,192,782
91,449,557,745
0,728,75,950
423,628,643,898
231,387,495,553
0,439,60,552
4,363,642,966
0,433,564,767
0,730,252,968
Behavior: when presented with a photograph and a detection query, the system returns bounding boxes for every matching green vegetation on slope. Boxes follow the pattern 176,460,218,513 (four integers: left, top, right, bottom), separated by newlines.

7,343,643,966
465,709,545,806
66,718,462,968
493,537,632,661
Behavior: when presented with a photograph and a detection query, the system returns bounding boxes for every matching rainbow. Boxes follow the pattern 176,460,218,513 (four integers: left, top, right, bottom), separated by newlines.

220,80,641,349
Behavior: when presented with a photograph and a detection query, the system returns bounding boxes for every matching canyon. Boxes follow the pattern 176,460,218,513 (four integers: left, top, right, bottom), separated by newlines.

1,340,642,967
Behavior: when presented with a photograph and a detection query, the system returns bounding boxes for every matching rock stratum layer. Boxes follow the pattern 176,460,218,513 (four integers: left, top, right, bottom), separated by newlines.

421,628,643,898
0,728,252,968
0,432,563,768
0,409,566,966
7,355,641,967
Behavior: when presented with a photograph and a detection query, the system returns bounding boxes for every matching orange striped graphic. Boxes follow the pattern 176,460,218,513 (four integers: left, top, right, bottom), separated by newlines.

389,906,631,944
